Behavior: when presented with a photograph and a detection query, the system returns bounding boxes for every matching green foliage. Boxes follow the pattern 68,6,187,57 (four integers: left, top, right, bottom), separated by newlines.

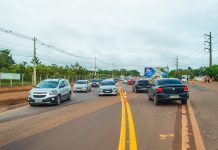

205,65,218,81
0,49,15,70
0,50,141,84
169,69,194,79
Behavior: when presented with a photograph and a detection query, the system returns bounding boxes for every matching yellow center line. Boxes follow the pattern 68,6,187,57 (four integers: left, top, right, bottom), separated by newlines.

118,92,126,150
118,84,138,150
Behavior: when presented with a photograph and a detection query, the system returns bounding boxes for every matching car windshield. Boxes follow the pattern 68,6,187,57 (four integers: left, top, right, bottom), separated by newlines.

137,80,149,84
101,81,115,86
157,79,182,85
35,81,58,88
76,81,87,84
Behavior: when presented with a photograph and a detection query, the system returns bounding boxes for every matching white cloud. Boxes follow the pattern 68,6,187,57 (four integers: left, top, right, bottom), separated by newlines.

0,0,218,74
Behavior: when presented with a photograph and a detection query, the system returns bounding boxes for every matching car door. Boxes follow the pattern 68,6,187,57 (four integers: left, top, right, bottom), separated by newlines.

64,80,70,97
87,81,91,90
59,81,66,99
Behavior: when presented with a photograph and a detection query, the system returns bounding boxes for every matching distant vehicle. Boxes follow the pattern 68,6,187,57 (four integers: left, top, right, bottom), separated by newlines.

123,79,128,84
147,78,189,105
28,79,71,106
73,80,91,92
132,79,151,93
91,79,100,87
98,79,118,96
113,78,120,83
127,79,135,85
181,75,190,84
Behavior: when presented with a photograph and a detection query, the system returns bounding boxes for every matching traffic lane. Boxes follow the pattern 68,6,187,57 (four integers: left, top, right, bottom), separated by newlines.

123,84,181,149
189,84,218,150
0,100,121,150
0,87,100,123
0,93,120,147
126,91,180,150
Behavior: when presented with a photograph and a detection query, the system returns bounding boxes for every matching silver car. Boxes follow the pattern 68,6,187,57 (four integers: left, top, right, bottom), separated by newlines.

98,79,118,96
28,79,72,106
73,80,91,92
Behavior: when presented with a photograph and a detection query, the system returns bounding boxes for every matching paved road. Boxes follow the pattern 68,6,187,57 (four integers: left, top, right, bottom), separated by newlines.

189,83,218,150
0,83,217,150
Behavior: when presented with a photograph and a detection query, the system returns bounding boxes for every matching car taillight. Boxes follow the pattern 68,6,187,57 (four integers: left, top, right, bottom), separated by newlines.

156,87,163,93
184,85,189,91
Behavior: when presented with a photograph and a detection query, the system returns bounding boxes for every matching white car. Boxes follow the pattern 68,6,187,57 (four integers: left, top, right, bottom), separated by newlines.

98,79,118,96
28,79,71,106
73,80,91,92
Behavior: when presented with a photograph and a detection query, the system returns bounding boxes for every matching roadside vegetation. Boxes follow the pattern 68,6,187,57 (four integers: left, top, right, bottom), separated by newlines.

169,66,218,81
0,49,140,86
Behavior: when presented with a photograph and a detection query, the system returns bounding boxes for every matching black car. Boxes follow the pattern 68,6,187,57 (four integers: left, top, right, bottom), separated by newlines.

147,78,189,105
132,79,151,93
91,79,100,87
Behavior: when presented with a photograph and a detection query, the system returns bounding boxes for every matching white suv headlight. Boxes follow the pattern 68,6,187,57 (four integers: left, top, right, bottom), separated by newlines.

49,90,57,95
28,91,32,96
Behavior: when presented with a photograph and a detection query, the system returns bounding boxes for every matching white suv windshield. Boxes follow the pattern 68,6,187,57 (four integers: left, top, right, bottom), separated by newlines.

36,81,58,88
101,81,115,86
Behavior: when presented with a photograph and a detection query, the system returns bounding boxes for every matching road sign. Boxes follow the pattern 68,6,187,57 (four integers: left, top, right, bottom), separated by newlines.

144,67,156,77
0,73,21,80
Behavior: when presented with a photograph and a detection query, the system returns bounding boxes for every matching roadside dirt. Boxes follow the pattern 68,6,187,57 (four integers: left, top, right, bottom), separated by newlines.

0,91,28,113
0,85,75,113
0,85,32,94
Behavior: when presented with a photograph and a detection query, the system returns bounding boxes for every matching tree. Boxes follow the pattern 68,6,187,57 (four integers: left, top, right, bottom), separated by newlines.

205,65,218,81
31,57,41,65
0,49,15,70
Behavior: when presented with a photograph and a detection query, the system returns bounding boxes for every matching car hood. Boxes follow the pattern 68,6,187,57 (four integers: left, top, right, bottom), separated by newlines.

99,85,117,89
31,88,57,93
74,84,87,88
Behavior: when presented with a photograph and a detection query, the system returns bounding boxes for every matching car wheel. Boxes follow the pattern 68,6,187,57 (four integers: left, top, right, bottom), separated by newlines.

181,99,187,105
154,95,159,105
90,88,92,92
68,92,72,101
29,102,34,106
56,95,61,105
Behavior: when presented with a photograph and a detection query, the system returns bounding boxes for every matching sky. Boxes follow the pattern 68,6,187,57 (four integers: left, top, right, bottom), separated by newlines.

0,0,218,74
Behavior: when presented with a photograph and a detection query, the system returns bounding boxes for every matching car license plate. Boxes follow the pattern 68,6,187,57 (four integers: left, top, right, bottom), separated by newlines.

35,99,42,102
105,91,110,93
170,95,179,99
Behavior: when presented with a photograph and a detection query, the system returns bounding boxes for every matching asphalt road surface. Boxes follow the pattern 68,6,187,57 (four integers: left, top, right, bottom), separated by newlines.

0,83,218,150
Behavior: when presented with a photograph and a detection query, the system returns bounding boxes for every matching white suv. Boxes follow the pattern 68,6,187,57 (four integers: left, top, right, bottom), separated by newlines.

28,79,72,106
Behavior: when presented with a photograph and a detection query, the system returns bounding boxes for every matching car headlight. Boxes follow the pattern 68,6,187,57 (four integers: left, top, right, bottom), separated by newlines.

113,88,117,91
28,91,32,96
49,90,57,95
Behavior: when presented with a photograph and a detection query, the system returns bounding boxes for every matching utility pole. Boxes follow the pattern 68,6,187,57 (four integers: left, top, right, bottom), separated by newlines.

94,57,97,78
175,56,179,78
204,32,212,67
33,37,37,86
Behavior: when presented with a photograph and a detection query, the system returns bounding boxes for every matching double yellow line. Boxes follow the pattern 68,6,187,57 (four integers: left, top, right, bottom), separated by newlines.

118,85,138,150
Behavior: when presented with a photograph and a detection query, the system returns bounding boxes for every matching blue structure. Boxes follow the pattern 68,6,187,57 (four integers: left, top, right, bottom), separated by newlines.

144,67,156,78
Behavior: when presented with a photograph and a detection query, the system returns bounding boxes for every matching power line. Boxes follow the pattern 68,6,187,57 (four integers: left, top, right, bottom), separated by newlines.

0,27,33,40
0,27,121,70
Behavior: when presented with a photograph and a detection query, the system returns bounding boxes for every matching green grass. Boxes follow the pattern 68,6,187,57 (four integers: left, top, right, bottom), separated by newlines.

0,81,32,87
